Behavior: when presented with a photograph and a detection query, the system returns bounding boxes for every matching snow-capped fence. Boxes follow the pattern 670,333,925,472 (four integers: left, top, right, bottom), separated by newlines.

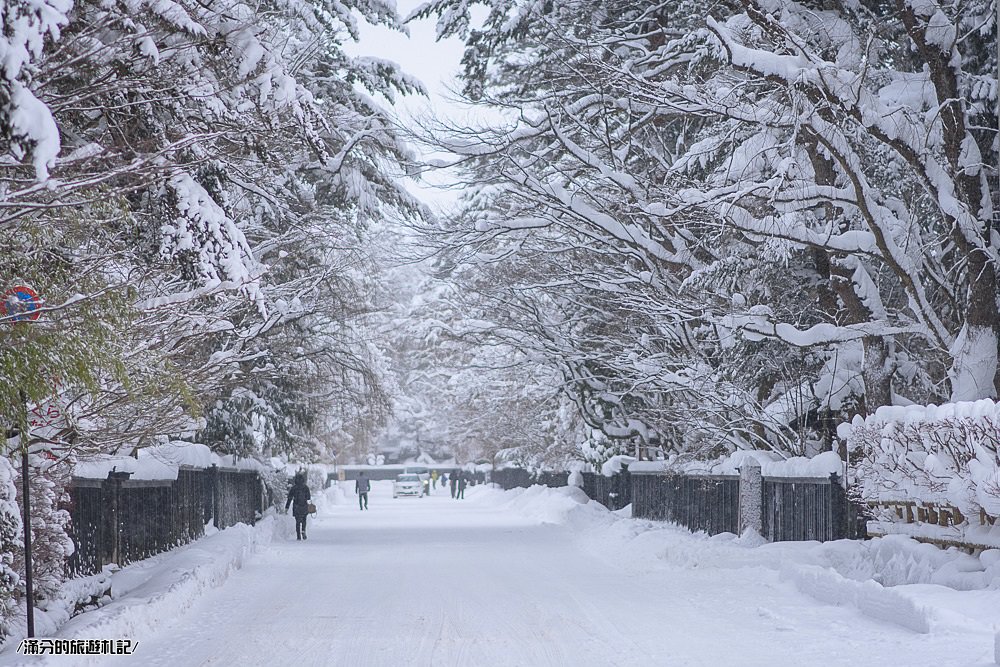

490,468,568,490
619,454,866,543
67,465,265,576
631,472,740,535
761,474,862,542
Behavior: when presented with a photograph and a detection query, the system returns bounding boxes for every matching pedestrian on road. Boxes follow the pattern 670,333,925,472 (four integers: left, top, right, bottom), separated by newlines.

449,472,457,499
431,470,439,490
356,472,370,510
457,472,467,499
285,472,311,540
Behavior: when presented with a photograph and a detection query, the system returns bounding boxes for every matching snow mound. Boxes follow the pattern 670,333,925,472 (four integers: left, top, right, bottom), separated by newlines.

474,482,1000,636
783,563,932,633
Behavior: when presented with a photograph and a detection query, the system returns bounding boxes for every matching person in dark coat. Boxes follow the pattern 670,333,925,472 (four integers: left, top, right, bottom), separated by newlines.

457,472,467,499
285,473,311,540
355,472,370,510
449,472,458,499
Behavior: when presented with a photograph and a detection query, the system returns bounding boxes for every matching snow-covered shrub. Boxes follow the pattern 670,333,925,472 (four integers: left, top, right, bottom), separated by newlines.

846,399,1000,520
10,455,74,622
305,466,326,496
257,465,289,510
0,455,23,641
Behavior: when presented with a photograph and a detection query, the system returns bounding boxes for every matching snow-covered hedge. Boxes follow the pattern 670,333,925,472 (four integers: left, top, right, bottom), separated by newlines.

842,399,1000,520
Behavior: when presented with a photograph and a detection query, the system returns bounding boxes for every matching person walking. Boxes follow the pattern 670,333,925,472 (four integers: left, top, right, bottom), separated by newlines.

285,472,311,540
457,472,467,499
449,472,458,499
355,472,370,510
431,469,439,490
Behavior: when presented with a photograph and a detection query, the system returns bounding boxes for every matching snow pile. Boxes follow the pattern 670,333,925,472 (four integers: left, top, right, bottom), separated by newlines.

782,564,931,633
843,399,1000,521
476,484,1000,637
600,455,636,476
314,484,351,512
472,484,613,529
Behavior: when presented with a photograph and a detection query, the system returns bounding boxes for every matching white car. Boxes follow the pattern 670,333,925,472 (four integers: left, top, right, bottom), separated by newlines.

393,474,424,498
404,466,430,483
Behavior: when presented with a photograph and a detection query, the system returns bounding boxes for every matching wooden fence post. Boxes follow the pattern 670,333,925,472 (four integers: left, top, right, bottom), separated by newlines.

738,461,763,537
209,464,220,529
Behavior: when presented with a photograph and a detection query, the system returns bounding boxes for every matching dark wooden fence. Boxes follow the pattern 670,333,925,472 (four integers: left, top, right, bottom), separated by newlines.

580,471,631,511
763,474,867,542
490,469,569,490
604,470,864,543
443,464,866,544
632,473,740,534
66,466,265,576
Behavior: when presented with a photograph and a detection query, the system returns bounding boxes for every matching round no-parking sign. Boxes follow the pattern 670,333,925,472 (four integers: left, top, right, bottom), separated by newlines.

1,285,43,322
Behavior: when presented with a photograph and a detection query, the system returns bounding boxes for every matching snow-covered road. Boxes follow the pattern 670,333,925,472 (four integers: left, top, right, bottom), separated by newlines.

78,481,987,667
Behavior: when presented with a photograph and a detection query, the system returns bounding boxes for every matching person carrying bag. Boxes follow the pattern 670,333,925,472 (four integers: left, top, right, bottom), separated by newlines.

285,472,312,540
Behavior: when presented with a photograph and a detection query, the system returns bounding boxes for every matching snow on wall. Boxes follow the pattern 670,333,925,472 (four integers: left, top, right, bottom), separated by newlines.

629,450,844,479
73,441,264,480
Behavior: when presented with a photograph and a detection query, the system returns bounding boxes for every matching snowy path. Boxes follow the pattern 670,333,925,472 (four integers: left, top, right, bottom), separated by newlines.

85,483,991,666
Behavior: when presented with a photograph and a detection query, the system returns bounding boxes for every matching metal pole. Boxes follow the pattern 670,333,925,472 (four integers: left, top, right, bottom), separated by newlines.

20,447,34,638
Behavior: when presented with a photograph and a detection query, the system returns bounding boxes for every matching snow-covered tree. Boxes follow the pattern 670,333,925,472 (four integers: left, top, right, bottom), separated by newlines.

413,0,997,459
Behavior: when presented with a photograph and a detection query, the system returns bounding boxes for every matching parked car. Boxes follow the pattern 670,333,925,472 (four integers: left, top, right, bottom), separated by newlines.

393,474,424,498
404,466,430,482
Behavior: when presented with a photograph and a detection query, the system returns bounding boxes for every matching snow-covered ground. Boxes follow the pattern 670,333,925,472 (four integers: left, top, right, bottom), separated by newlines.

5,481,999,666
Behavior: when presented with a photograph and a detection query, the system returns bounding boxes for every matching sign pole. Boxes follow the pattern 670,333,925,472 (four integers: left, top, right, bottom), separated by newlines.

4,284,44,639
20,442,33,638
16,389,34,638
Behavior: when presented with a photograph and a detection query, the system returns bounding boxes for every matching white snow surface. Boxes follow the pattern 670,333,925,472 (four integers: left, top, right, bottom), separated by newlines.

73,442,265,480
5,482,999,665
630,450,845,478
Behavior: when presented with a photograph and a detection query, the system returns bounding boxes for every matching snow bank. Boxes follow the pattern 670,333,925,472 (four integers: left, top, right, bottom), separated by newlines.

782,564,931,633
314,484,351,512
472,484,613,529
0,515,277,663
474,484,1000,638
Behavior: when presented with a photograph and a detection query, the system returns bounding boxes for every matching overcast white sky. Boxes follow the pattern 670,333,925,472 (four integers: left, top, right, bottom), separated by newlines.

344,1,479,210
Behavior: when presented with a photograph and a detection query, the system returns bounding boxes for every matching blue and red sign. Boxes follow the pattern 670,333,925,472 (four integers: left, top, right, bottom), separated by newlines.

1,285,43,322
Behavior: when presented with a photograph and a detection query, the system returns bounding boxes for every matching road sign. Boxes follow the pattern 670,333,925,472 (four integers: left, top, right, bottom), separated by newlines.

1,285,43,322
